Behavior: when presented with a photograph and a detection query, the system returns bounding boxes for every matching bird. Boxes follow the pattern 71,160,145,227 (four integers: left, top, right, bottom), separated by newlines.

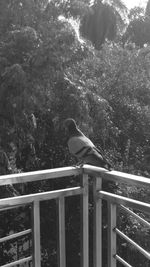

63,118,112,170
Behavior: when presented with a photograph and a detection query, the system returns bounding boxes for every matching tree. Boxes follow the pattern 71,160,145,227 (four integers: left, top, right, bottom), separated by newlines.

80,0,127,49
145,0,150,16
0,1,150,267
123,4,150,47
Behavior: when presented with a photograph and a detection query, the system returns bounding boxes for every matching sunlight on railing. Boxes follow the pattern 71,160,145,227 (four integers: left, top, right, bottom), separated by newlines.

0,165,150,267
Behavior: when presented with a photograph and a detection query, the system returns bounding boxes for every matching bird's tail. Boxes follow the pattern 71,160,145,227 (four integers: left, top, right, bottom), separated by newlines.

95,147,113,171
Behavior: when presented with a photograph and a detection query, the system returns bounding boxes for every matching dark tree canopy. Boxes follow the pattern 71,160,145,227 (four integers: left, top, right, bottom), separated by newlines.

80,1,117,49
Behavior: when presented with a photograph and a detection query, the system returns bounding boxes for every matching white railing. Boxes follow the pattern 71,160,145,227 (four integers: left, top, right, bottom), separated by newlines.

0,165,150,267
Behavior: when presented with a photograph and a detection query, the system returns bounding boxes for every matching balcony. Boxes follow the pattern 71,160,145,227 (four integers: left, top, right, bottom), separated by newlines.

0,165,150,267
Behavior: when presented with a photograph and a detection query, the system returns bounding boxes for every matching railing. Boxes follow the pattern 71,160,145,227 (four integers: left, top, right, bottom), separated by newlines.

0,165,150,267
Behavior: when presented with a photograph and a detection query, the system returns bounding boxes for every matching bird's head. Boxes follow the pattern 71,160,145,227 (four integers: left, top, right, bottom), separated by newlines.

63,118,78,136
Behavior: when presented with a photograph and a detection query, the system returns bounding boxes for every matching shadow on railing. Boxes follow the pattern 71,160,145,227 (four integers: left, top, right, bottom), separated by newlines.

0,165,150,267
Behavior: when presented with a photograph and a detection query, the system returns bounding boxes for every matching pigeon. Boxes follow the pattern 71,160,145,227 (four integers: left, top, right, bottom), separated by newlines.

64,118,112,170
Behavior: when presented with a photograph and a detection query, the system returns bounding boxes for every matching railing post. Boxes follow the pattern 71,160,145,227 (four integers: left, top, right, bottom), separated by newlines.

32,201,41,267
58,196,66,267
108,202,116,267
93,176,102,267
81,173,89,267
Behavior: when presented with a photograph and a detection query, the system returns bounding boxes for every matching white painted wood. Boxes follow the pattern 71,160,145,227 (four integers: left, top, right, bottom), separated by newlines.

93,177,102,267
115,228,150,260
0,186,82,208
83,164,150,186
33,201,41,267
0,166,82,186
1,163,150,189
99,191,150,214
81,173,89,267
58,196,66,267
1,165,150,267
1,164,150,188
0,256,32,267
0,229,31,243
0,205,26,211
108,203,117,267
115,254,133,267
120,205,150,228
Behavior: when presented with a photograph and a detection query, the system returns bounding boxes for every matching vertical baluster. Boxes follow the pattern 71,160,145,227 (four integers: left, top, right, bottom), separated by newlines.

108,202,116,267
93,176,102,267
32,201,41,267
58,196,66,267
80,173,89,267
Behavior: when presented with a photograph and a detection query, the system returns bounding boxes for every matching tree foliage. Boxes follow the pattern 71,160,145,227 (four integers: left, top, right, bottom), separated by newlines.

123,3,150,47
0,0,150,266
79,0,127,49
0,0,149,174
80,1,117,49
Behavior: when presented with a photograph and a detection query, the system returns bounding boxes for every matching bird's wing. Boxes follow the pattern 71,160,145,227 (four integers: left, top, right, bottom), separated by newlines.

89,147,112,169
68,135,95,159
68,136,112,170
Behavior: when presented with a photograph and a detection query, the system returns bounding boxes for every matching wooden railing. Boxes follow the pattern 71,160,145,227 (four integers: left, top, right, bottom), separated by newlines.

0,165,150,267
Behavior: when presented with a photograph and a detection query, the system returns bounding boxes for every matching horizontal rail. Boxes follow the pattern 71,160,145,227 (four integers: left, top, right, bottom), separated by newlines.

115,255,132,267
0,166,82,186
0,186,82,209
115,228,150,260
0,204,29,211
1,164,150,188
83,165,150,187
1,256,32,267
120,205,150,228
0,229,31,243
99,191,150,214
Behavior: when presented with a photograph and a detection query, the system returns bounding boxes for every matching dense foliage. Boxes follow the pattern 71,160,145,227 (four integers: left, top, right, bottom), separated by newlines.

0,0,150,266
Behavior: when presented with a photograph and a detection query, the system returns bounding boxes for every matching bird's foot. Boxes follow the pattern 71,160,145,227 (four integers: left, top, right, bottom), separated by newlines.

73,161,84,168
105,164,113,171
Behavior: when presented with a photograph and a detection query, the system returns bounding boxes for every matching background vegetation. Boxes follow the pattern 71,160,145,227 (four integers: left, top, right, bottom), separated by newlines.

0,0,150,266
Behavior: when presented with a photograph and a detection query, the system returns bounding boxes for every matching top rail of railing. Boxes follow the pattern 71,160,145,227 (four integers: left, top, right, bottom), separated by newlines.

0,164,150,267
83,165,150,187
0,166,82,186
0,164,150,187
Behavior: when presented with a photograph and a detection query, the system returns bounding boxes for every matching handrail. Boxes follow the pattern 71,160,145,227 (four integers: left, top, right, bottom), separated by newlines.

0,165,150,267
0,229,31,243
99,190,150,214
1,256,32,267
1,164,150,187
115,228,150,260
115,255,132,267
0,166,82,185
120,205,150,228
83,164,150,186
0,186,82,208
